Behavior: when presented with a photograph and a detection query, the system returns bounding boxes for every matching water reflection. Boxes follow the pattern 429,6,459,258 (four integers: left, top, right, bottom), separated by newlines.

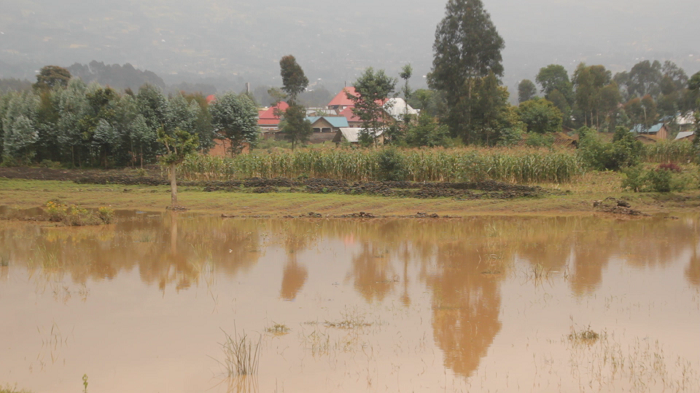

0,213,698,385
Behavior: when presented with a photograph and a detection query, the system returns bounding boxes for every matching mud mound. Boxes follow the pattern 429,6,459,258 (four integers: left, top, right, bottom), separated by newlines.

593,197,648,216
339,212,376,218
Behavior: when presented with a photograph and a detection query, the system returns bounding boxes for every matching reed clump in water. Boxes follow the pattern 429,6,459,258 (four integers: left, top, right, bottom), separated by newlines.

216,327,261,376
568,325,601,342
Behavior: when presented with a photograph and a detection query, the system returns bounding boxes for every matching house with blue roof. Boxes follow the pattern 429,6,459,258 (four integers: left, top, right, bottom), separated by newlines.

629,122,669,141
305,116,350,144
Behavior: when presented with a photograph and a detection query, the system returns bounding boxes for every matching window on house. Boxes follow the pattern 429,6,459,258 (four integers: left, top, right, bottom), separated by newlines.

322,128,331,133
313,128,321,133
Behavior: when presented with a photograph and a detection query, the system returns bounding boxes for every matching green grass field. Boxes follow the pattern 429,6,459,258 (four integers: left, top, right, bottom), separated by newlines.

1,176,698,217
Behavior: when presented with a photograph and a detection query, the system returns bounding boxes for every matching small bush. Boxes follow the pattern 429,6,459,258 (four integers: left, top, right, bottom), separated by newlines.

524,132,555,148
97,206,114,224
376,148,407,181
43,201,114,226
579,127,643,171
646,168,672,192
39,159,62,169
621,166,646,192
622,165,696,193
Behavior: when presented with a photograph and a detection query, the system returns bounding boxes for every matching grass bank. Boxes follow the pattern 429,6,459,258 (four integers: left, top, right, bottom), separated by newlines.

1,175,698,217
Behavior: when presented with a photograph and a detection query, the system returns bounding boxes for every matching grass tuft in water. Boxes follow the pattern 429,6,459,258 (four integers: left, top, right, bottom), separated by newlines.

265,322,290,335
568,325,601,342
216,327,262,376
1,385,32,393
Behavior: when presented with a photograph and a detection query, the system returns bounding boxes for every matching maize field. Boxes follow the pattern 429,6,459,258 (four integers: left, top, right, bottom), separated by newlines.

177,147,586,183
641,140,697,164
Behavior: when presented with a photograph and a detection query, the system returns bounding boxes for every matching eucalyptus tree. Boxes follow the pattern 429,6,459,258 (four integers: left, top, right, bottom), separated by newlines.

55,79,89,166
429,0,505,143
279,55,309,104
399,64,414,123
2,91,39,163
209,92,258,155
137,84,169,135
83,83,120,166
518,79,537,103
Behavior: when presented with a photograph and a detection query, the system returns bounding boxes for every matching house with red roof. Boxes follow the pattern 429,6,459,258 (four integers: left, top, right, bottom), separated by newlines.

258,101,289,135
327,87,358,111
338,107,363,128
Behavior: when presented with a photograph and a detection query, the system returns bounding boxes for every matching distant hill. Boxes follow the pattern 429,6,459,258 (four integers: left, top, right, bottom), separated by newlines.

67,61,166,91
1,0,698,95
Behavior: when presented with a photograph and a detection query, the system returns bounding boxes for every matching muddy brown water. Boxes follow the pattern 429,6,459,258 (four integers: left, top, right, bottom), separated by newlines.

1,213,699,393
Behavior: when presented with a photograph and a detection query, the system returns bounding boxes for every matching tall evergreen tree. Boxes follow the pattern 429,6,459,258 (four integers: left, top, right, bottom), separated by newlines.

279,55,309,104
429,0,505,143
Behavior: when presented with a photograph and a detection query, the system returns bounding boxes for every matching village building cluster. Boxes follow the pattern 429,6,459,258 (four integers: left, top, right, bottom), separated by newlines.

255,87,418,145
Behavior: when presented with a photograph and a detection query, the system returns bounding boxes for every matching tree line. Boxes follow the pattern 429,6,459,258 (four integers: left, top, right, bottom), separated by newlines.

0,66,261,167
3,0,700,168
518,61,700,132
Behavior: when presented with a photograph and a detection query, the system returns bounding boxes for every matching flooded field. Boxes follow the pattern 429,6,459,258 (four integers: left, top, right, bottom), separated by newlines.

1,213,699,393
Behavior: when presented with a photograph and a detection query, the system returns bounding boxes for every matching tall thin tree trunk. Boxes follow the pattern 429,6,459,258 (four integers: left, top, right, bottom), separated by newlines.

170,162,178,207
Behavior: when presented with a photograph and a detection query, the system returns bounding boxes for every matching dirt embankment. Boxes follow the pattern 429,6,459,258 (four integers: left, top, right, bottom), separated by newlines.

200,178,544,199
0,167,546,199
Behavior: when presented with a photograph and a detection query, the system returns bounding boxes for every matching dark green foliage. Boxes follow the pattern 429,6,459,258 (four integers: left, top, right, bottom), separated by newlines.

429,0,505,143
517,98,562,134
281,104,313,149
158,127,199,166
621,166,646,192
0,78,32,93
210,92,259,155
67,61,166,91
572,63,612,128
376,148,407,181
536,65,574,102
349,67,396,146
33,66,71,91
689,72,700,91
627,60,662,98
466,72,516,145
408,89,444,117
623,163,696,193
279,55,309,103
518,79,537,103
405,114,452,147
524,133,555,148
645,168,672,192
578,126,642,171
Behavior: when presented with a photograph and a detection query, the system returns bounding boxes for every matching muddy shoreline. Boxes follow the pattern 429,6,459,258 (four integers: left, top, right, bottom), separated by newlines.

2,167,699,219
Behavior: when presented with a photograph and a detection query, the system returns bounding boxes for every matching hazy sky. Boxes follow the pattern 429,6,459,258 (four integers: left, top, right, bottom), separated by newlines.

1,0,698,92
